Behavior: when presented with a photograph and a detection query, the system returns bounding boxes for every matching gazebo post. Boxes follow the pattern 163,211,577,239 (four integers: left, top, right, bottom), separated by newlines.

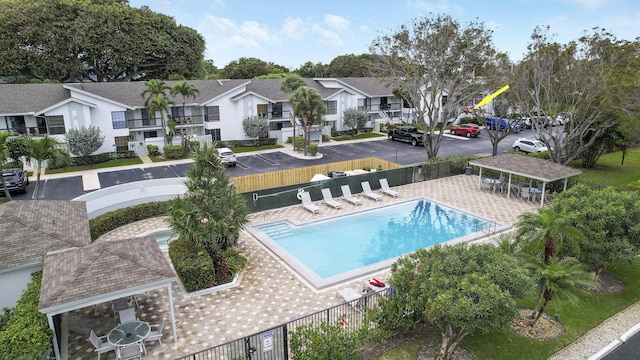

539,182,547,208
507,173,513,198
563,177,568,191
477,168,483,190
47,314,61,360
168,284,178,341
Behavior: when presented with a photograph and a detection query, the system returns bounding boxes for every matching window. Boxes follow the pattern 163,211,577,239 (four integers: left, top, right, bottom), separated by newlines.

206,128,221,141
143,131,158,139
257,104,267,117
114,136,129,151
206,106,220,122
326,101,337,115
171,107,184,120
441,95,448,105
111,111,126,129
272,102,282,117
357,98,369,110
46,115,66,135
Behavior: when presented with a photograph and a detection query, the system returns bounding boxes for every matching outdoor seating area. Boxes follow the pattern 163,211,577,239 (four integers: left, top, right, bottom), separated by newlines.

65,175,539,359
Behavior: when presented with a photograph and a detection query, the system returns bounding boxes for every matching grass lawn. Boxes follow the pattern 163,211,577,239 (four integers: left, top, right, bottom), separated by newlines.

376,259,640,359
332,132,386,141
45,157,143,174
574,147,640,188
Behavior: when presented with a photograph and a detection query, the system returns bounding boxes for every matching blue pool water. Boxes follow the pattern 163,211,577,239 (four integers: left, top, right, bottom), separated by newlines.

252,199,490,288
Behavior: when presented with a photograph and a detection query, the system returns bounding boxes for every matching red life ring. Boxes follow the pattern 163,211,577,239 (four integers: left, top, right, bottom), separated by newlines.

369,278,385,288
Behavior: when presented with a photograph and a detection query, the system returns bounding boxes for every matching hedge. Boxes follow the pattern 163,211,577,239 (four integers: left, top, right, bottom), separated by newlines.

168,237,216,292
89,201,168,241
0,272,52,360
219,138,277,148
164,145,187,159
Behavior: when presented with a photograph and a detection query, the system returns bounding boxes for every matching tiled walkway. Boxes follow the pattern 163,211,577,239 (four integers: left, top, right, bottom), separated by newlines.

67,175,538,359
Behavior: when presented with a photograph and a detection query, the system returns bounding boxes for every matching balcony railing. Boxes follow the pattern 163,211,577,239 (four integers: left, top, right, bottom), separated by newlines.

126,115,204,129
358,102,403,112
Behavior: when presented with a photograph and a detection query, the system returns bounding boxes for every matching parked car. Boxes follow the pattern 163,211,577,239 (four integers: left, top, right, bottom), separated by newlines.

1,168,29,194
449,124,480,138
512,138,548,153
215,147,237,167
485,117,522,132
388,126,424,146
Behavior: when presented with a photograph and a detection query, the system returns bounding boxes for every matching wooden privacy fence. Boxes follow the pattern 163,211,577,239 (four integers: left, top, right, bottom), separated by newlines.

232,157,403,193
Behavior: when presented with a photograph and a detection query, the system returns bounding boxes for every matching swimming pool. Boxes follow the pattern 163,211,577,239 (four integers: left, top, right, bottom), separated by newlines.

249,198,507,289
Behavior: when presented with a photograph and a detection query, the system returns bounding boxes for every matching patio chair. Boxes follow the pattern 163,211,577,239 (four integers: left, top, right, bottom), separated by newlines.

361,181,382,202
520,187,532,201
145,317,165,349
379,178,399,198
118,307,137,324
338,287,362,310
89,329,116,360
116,342,145,360
300,191,320,214
340,185,362,206
480,177,493,191
321,188,343,209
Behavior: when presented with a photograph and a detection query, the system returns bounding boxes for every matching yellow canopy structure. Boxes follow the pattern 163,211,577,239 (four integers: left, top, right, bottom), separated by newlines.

474,85,510,109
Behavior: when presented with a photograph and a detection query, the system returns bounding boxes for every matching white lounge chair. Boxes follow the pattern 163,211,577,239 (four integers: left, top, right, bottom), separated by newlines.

89,329,116,360
300,191,320,214
361,181,382,202
321,188,343,209
340,185,362,206
338,287,362,310
379,178,399,198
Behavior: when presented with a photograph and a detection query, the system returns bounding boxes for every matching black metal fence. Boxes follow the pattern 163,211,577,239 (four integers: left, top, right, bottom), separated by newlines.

175,289,391,360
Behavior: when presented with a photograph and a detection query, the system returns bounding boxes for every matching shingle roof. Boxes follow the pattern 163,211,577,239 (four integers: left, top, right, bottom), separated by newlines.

0,201,91,271
0,84,70,115
38,236,175,310
336,77,398,97
469,154,582,182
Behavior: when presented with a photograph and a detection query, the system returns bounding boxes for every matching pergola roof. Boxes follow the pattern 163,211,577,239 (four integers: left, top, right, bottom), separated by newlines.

468,154,582,182
39,236,176,313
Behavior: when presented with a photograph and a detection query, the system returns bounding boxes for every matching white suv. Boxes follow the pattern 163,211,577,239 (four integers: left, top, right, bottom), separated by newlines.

215,147,237,167
512,138,548,153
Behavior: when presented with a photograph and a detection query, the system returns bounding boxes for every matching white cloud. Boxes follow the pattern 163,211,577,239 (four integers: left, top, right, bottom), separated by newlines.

324,14,350,32
281,18,306,40
312,24,344,46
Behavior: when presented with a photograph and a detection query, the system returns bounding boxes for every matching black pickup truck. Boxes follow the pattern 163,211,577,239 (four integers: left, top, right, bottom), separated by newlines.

388,126,424,146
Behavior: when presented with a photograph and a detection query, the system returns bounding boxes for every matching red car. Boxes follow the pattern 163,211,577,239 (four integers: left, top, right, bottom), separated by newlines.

449,124,481,138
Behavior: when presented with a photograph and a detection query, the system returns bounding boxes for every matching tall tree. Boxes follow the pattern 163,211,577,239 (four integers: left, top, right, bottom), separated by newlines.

220,57,288,79
280,74,307,150
166,144,249,269
142,80,172,146
524,256,596,325
170,81,200,149
369,14,498,159
327,54,375,77
0,131,12,199
242,116,270,144
28,136,59,199
510,27,638,166
342,107,369,138
65,126,105,165
294,61,328,78
289,86,326,156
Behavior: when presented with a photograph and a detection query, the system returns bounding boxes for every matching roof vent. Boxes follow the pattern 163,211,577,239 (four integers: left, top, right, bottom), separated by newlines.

51,218,56,225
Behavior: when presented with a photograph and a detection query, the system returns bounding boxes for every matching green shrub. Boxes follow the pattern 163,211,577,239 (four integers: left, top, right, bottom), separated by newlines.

308,143,318,156
168,237,216,292
321,134,330,142
224,247,247,276
218,138,277,147
0,272,52,360
294,136,305,151
46,149,72,169
164,145,186,159
89,201,168,241
459,116,473,124
289,317,372,360
147,144,160,157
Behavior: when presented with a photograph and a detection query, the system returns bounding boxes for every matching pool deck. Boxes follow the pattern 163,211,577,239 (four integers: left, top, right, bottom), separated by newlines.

68,175,538,359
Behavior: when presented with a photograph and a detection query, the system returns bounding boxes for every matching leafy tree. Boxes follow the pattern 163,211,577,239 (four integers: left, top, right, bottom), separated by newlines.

373,244,532,360
219,57,288,79
64,126,105,165
0,0,205,82
524,256,596,325
554,184,640,273
165,144,249,273
289,86,326,156
0,131,12,199
5,135,31,168
242,116,269,143
0,272,52,360
342,107,369,137
294,61,328,77
170,81,200,149
327,54,374,77
510,26,638,166
28,136,60,199
369,14,498,159
142,80,172,145
280,74,308,150
515,205,585,264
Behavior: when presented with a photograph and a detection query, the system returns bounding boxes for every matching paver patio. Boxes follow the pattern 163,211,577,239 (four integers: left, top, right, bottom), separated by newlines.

67,174,537,359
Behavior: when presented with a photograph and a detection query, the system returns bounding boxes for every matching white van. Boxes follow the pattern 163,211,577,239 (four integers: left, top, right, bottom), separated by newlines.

215,147,237,167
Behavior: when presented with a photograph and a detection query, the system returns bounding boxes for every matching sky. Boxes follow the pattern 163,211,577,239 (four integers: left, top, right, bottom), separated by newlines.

128,0,640,70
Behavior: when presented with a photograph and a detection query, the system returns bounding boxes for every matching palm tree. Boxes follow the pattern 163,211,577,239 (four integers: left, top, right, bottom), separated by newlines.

515,206,585,264
280,74,307,151
170,81,200,149
142,80,172,146
525,256,596,325
289,86,326,156
146,94,173,146
28,136,59,199
0,131,12,199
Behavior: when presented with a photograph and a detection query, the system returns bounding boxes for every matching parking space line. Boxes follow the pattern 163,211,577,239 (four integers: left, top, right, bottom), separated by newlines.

321,146,354,156
254,154,279,166
344,143,376,153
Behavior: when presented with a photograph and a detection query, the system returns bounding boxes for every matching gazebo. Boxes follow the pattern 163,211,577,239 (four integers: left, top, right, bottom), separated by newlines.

38,236,177,360
468,154,583,207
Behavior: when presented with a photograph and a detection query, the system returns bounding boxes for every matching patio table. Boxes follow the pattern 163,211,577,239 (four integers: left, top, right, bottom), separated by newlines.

107,320,150,346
